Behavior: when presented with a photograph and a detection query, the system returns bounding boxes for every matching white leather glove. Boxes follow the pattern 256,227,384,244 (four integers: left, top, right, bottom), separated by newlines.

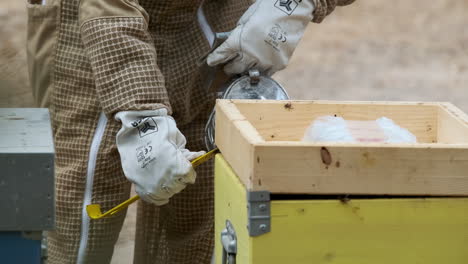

115,109,205,205
207,0,315,76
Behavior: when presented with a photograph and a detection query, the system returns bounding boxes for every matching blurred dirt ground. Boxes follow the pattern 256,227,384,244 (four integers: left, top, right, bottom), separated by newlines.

1,0,467,263
0,2,32,107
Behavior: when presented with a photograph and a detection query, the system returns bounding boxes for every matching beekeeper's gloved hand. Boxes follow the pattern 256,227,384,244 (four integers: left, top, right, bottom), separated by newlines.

207,0,315,76
115,109,205,205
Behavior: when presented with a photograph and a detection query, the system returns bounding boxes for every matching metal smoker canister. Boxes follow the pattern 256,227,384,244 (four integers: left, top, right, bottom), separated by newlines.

205,69,289,150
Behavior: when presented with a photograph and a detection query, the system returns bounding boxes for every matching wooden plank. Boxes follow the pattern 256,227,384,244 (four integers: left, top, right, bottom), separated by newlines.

252,143,468,195
235,100,439,143
215,100,264,189
253,197,468,263
438,103,468,143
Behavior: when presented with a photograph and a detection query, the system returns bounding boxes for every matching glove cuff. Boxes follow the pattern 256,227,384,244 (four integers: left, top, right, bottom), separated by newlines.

115,108,169,122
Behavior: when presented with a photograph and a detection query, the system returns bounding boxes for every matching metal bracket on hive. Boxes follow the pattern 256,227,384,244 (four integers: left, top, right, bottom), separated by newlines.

247,191,271,237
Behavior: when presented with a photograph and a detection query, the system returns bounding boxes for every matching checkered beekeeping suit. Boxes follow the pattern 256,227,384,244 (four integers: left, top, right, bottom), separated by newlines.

26,0,354,263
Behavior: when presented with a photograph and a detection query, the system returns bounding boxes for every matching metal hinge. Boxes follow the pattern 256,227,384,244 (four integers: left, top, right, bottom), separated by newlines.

247,191,271,237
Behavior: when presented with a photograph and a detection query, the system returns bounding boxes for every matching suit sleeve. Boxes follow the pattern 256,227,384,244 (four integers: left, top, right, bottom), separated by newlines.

78,0,171,117
311,0,356,23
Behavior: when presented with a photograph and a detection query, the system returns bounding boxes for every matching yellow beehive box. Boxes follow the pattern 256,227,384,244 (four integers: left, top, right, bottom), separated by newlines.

214,100,468,263
215,100,468,195
214,154,468,264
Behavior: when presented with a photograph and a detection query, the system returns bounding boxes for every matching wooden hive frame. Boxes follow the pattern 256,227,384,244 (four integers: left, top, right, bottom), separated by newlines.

215,100,468,195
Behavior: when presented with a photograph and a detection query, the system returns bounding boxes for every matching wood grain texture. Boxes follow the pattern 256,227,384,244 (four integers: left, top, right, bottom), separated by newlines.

254,143,468,195
438,103,468,143
236,100,440,143
215,100,264,189
216,100,468,195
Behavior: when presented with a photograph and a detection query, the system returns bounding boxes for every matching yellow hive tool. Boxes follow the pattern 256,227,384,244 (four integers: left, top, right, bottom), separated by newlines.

87,148,219,219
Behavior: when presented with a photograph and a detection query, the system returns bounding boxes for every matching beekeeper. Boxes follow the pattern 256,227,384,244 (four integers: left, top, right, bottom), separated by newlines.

27,0,354,263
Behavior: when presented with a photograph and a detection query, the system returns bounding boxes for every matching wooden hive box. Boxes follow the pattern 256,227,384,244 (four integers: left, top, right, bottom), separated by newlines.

214,155,468,264
214,100,468,264
215,100,468,195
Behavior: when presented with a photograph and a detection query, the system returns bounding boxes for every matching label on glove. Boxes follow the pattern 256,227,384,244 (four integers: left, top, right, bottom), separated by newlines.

274,0,301,15
265,24,288,51
132,117,159,138
136,141,156,169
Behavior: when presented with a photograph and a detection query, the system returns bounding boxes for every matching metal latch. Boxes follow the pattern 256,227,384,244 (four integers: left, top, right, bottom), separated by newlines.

247,191,271,237
221,220,237,264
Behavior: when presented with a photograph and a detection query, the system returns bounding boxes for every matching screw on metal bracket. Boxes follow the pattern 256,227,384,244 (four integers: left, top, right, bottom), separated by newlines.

247,191,271,237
